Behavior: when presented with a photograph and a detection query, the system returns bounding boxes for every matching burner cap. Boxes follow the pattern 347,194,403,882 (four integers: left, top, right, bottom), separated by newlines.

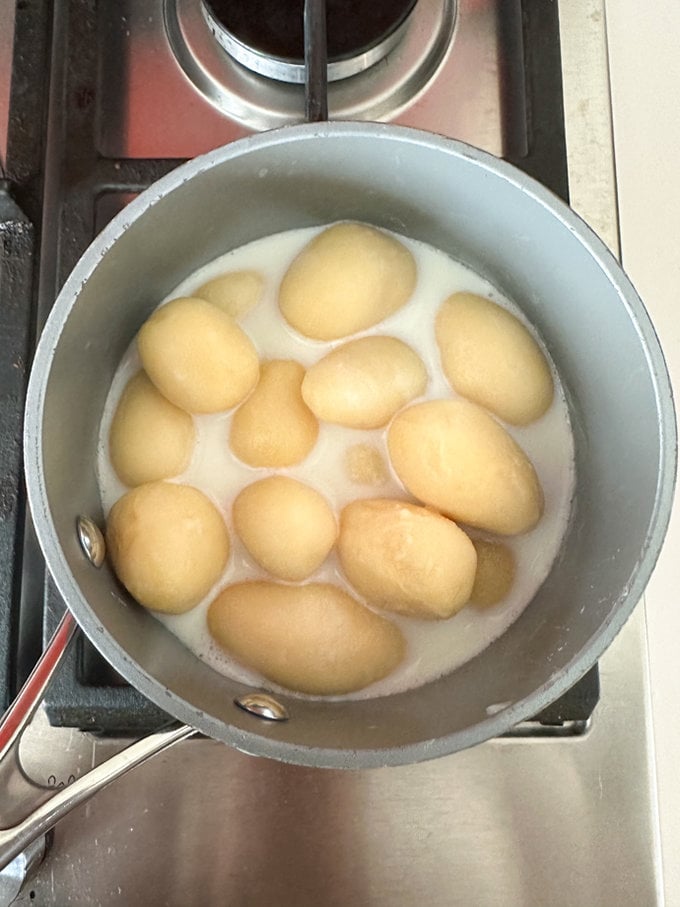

203,0,418,83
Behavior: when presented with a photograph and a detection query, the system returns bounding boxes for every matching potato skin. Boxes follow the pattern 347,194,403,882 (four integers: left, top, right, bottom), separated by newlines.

137,297,260,413
109,371,195,486
207,581,406,695
229,360,318,467
338,499,477,619
233,476,337,581
435,292,554,425
301,336,427,429
106,481,230,614
279,223,417,340
194,270,264,320
387,400,543,535
469,538,516,606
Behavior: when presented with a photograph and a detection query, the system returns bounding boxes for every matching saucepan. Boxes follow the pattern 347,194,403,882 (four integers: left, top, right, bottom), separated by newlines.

0,121,675,870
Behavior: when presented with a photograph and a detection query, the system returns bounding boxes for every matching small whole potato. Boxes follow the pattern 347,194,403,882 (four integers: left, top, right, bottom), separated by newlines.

233,476,336,581
279,222,417,340
137,297,259,413
109,372,195,487
345,444,389,486
387,400,543,535
207,581,406,695
194,269,264,320
301,336,427,429
106,481,230,614
470,537,516,606
435,292,554,425
338,499,477,619
230,359,318,467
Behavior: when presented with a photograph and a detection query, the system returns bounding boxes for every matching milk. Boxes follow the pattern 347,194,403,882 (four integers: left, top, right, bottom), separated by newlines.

97,225,575,700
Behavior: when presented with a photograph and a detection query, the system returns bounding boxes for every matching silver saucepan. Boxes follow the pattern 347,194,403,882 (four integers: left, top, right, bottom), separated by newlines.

1,122,675,868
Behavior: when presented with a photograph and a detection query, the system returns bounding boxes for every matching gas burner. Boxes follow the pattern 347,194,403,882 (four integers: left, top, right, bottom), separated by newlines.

165,0,456,127
202,0,417,83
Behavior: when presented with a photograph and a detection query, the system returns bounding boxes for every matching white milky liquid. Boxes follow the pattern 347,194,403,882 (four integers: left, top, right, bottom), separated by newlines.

97,225,575,700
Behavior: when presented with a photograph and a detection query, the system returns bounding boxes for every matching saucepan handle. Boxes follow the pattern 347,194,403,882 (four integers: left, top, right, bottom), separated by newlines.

0,610,195,872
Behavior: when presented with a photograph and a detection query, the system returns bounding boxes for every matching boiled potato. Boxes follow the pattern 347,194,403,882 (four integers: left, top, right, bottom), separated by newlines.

233,476,336,581
194,270,264,320
230,360,318,467
301,336,427,429
137,297,259,413
345,444,389,486
109,372,195,487
279,223,417,340
106,482,230,614
338,499,477,619
470,538,516,606
435,292,554,425
207,581,405,695
387,400,543,535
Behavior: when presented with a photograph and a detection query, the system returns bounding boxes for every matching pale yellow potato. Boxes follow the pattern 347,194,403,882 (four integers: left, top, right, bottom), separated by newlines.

470,538,516,606
387,400,543,535
207,581,405,695
233,476,337,581
435,292,554,425
279,222,417,340
301,336,427,429
230,360,318,467
106,482,230,614
137,297,259,413
194,270,264,320
109,372,195,487
338,499,477,620
345,444,389,486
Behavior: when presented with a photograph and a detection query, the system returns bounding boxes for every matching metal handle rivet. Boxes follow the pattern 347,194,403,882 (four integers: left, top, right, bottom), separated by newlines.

234,692,289,721
76,516,106,568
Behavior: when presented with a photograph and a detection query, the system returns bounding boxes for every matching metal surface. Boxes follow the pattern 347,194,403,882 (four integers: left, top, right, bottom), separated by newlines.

75,517,105,569
204,0,410,84
235,693,290,722
166,0,455,128
0,607,200,882
0,613,77,765
103,0,496,156
0,608,195,872
303,0,328,121
0,721,194,874
12,609,664,906
0,837,45,906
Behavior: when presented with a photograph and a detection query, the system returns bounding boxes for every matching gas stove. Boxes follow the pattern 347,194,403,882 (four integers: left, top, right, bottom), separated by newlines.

0,1,664,903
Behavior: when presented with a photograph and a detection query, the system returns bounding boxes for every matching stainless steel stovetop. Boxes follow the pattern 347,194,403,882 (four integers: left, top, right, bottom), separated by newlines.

0,1,664,903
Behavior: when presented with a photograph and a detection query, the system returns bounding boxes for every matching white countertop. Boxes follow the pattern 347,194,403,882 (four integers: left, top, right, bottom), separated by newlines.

604,1,680,903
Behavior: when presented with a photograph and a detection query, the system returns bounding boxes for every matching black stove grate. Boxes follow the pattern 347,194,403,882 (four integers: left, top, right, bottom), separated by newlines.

0,0,53,713
0,0,598,736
